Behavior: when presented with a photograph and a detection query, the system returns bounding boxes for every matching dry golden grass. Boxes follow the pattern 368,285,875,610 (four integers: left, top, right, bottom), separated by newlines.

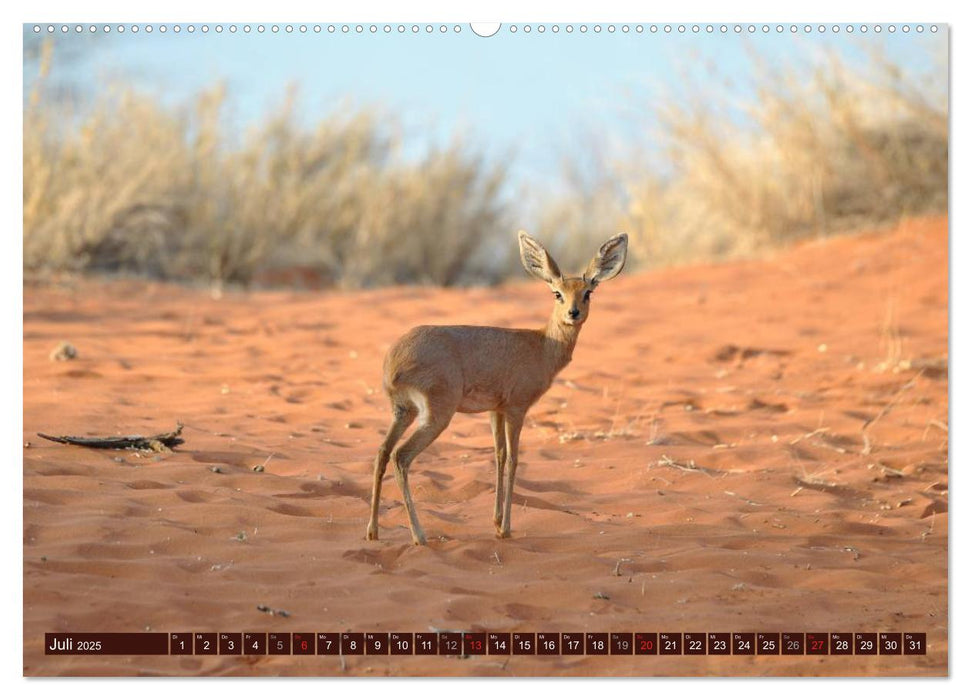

24,40,507,288
542,44,948,271
24,39,947,287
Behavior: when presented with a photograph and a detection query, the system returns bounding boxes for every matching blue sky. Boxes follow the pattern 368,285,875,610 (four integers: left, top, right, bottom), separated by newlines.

24,23,946,191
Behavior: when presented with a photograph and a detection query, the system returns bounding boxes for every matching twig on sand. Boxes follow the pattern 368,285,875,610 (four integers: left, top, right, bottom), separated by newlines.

655,454,723,478
613,558,633,576
861,372,923,455
922,419,949,442
789,427,831,446
922,511,937,542
793,465,841,491
37,423,185,452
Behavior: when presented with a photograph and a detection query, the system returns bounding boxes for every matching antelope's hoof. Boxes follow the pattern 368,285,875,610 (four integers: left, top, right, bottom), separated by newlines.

496,529,511,539
365,524,378,541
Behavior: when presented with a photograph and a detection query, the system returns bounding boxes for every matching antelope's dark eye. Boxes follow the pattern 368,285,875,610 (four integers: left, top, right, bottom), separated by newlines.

583,290,592,302
553,291,563,302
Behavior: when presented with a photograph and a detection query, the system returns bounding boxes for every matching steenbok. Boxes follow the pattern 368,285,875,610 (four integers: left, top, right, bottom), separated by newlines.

366,231,628,544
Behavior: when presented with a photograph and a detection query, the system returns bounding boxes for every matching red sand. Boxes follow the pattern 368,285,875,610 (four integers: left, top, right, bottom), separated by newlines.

23,217,948,676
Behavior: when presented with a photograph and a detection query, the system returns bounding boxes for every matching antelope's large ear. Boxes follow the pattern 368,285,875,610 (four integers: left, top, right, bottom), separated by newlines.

584,233,628,287
518,231,562,284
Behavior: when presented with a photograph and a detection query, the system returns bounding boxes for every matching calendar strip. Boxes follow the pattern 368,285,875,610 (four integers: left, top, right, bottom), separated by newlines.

45,632,926,656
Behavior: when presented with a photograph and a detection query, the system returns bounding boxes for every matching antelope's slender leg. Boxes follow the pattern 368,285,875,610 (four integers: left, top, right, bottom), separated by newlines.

391,412,452,545
366,403,417,541
498,410,526,539
490,411,507,529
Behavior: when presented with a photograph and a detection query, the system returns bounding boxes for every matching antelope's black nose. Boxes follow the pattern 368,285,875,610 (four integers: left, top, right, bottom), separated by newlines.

568,307,580,319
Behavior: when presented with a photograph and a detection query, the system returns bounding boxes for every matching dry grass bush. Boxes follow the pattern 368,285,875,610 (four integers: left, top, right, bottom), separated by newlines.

533,149,631,273
24,40,946,287
24,41,508,288
541,44,948,271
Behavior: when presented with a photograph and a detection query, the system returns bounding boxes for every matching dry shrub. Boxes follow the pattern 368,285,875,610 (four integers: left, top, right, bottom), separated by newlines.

533,148,631,273
24,41,508,287
323,146,507,288
24,39,947,287
541,43,948,270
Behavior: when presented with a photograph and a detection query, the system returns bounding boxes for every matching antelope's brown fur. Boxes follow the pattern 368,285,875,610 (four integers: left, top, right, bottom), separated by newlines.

366,231,628,544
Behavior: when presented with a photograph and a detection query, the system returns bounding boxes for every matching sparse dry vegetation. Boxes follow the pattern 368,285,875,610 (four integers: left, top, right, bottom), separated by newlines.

23,38,947,287
24,41,507,288
542,43,948,271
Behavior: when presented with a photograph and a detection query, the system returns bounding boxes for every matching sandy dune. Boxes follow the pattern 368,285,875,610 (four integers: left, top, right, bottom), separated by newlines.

23,217,947,676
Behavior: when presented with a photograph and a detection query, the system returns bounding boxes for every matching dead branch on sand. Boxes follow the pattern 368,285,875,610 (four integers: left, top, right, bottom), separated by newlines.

37,423,184,452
